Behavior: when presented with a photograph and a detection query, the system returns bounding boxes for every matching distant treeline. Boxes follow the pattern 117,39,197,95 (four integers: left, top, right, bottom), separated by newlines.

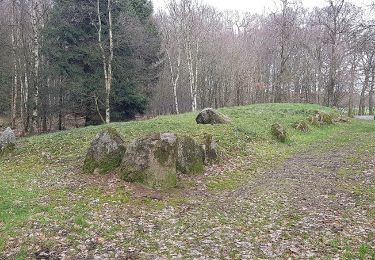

0,0,374,134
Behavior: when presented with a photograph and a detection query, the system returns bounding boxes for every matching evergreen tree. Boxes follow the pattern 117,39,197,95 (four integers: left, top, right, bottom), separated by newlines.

44,0,161,125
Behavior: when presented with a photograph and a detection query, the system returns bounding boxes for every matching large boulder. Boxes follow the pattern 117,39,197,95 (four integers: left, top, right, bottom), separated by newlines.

177,136,204,175
196,108,231,125
120,133,178,189
0,127,16,154
83,128,126,174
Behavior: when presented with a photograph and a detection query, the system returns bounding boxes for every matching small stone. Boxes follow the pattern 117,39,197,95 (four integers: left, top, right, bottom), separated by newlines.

293,120,309,132
0,127,16,155
271,123,287,142
202,134,218,164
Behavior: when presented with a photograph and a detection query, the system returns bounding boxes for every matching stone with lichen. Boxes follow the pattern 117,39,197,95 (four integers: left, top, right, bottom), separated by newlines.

83,128,126,174
177,135,204,175
196,108,231,125
293,120,309,132
0,127,16,155
120,133,178,189
201,134,218,164
271,123,287,142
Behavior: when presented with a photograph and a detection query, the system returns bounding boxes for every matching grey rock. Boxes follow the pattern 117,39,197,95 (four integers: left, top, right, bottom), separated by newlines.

271,123,287,142
0,127,16,154
201,134,218,164
177,136,204,175
83,128,126,174
120,133,178,189
196,108,231,125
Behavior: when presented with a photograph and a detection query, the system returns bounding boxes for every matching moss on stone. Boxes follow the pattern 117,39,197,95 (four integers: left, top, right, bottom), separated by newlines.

271,123,287,142
144,168,177,189
203,134,218,164
293,120,310,132
83,128,126,175
320,112,334,124
83,146,125,175
308,115,321,127
155,144,174,166
177,135,204,175
120,133,177,189
0,143,15,156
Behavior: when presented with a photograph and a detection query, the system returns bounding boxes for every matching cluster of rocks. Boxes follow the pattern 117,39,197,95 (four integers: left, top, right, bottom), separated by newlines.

84,129,218,189
272,111,347,143
83,108,349,188
308,111,335,127
0,127,16,155
84,108,342,188
83,108,228,189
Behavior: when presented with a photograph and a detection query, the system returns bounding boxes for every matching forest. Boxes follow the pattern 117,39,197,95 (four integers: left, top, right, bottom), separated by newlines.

0,0,374,134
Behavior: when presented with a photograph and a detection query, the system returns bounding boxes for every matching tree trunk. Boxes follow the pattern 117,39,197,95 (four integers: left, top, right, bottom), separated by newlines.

369,68,374,115
97,0,113,124
31,0,40,133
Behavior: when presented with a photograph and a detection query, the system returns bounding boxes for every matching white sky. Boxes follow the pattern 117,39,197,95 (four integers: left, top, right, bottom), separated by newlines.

152,0,373,13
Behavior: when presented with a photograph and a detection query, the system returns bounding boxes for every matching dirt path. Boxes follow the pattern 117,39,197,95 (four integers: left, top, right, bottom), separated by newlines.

355,115,374,121
129,141,373,259
93,137,374,259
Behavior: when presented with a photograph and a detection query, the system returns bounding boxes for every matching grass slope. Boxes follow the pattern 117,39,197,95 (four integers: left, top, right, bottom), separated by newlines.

0,103,374,258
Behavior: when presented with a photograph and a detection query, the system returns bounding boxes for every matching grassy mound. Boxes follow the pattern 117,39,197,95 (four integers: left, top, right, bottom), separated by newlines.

1,103,373,258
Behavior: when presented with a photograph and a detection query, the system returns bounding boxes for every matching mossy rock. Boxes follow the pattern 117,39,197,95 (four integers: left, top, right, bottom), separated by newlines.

202,134,218,164
196,108,231,124
292,120,309,132
319,112,334,124
83,128,126,174
120,133,178,189
334,116,350,123
308,115,321,127
271,123,287,142
177,136,204,175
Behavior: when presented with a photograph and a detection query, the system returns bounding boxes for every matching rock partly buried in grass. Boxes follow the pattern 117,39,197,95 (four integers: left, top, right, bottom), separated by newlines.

271,123,287,142
334,116,350,123
308,115,321,127
202,134,218,164
177,136,204,175
293,120,309,132
0,127,16,155
308,111,335,126
120,133,178,189
196,108,231,125
83,128,126,174
318,112,334,124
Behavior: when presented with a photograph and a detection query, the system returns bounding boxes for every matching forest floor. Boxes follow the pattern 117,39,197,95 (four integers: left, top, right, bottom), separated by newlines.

0,104,374,259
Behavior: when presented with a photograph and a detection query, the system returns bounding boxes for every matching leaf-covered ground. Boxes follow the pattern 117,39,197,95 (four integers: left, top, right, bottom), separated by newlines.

0,104,374,259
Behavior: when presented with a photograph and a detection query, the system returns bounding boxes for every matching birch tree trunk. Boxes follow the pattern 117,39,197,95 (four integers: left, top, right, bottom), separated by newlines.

166,48,181,114
11,2,18,129
348,56,357,117
369,68,374,115
31,0,40,133
97,0,114,124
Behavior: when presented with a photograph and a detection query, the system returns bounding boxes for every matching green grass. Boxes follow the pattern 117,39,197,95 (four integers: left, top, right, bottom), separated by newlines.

0,103,374,257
